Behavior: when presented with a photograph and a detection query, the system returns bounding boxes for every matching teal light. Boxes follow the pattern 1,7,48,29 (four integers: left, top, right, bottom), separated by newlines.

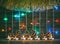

14,15,20,17
36,32,40,35
34,26,41,35
26,9,32,13
21,13,25,16
14,14,20,21
27,10,31,13
3,17,8,21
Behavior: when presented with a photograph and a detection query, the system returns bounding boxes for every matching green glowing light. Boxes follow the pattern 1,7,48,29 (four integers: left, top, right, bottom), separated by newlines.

34,26,41,35
3,17,8,21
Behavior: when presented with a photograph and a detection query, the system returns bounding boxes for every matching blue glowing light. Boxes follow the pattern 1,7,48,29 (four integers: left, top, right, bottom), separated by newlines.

14,15,20,17
48,29,51,32
47,24,53,33
14,12,25,17
54,5,60,11
55,31,58,34
54,6,58,10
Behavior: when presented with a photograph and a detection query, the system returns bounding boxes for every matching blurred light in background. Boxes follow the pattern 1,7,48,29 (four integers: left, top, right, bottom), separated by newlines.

21,13,25,16
14,14,20,18
8,27,12,31
55,18,59,23
55,30,59,35
54,5,58,10
2,29,5,32
3,17,8,21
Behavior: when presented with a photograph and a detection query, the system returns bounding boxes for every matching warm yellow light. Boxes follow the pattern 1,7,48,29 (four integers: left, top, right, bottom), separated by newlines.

30,22,33,25
2,29,5,32
22,25,25,27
